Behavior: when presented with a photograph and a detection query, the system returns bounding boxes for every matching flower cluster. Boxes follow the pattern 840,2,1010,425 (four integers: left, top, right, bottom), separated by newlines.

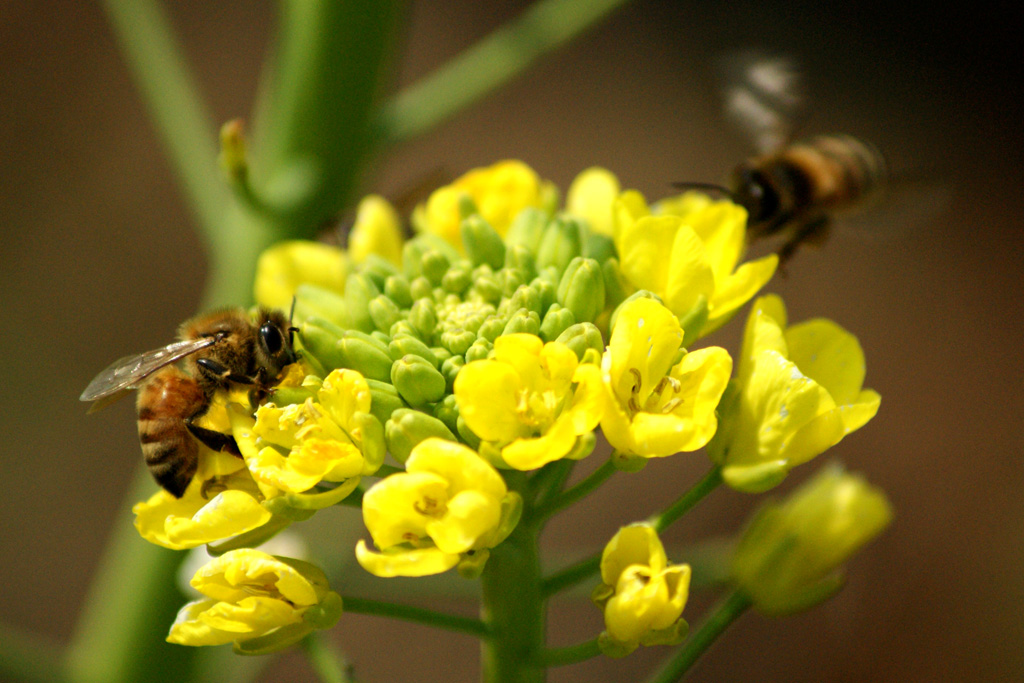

132,160,889,658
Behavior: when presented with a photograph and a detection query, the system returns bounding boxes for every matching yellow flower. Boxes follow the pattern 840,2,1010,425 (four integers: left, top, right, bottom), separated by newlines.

355,438,521,577
707,295,881,493
731,463,893,614
253,240,349,310
454,334,603,470
167,549,341,650
347,194,404,266
614,191,777,337
600,297,732,458
592,524,690,654
413,160,554,250
566,166,620,237
231,369,383,496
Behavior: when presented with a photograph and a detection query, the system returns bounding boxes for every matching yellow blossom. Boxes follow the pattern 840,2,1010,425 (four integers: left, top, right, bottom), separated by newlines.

231,369,382,496
167,549,341,650
253,240,349,310
347,194,404,266
614,191,777,337
454,334,603,470
592,524,690,654
355,438,521,577
566,166,620,237
731,464,893,614
707,295,881,493
413,160,554,250
600,297,732,458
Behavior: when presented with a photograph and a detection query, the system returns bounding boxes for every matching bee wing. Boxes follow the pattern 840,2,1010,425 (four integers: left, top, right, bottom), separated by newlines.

834,178,951,242
716,50,807,154
79,337,217,402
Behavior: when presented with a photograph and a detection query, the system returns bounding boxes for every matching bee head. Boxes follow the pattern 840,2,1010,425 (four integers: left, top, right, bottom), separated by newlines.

732,166,779,226
255,308,297,376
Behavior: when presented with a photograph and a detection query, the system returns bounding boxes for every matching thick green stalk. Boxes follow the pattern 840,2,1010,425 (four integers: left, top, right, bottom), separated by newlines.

0,622,66,683
649,466,723,533
481,478,545,683
377,0,635,145
646,590,752,683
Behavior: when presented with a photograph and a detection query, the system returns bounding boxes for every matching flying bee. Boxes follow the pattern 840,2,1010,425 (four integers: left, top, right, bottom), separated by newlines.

80,307,296,498
680,52,891,265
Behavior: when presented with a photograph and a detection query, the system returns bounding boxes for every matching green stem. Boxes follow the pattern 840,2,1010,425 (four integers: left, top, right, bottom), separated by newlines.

538,637,601,668
481,481,545,683
302,633,352,683
533,459,616,521
342,597,489,638
0,622,66,683
646,590,752,683
99,0,228,233
528,460,575,509
542,466,722,598
376,0,635,145
649,466,723,533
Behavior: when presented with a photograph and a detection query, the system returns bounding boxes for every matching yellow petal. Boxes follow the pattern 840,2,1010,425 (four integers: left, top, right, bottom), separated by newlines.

426,489,502,554
566,167,621,237
355,540,461,578
454,359,524,442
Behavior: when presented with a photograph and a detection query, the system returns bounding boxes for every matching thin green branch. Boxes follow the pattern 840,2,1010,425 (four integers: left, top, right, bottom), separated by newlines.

0,622,66,683
649,466,723,533
376,0,635,145
302,633,353,683
341,596,490,638
542,555,601,598
100,0,227,235
533,459,617,521
538,637,602,668
646,590,752,683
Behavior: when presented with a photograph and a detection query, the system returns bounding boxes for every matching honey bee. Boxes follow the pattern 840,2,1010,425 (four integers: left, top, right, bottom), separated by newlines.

80,307,296,498
683,52,891,265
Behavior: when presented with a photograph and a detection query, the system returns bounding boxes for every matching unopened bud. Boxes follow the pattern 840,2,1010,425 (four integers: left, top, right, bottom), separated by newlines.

462,214,506,269
368,294,403,333
391,355,447,407
536,216,583,274
557,257,605,324
539,304,576,342
384,408,457,463
556,322,604,361
503,309,541,336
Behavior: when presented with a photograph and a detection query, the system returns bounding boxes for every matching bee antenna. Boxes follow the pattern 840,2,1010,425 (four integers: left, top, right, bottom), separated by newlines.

671,181,738,201
288,296,297,325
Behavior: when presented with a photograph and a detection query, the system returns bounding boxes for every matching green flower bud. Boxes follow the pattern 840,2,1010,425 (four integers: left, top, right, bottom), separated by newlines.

602,258,630,312
503,309,541,336
465,337,493,363
402,239,429,279
556,322,605,361
344,273,381,333
360,254,400,291
472,274,503,304
477,315,507,342
508,284,542,317
583,231,617,265
504,206,549,254
441,329,476,356
410,275,433,301
441,354,465,392
431,346,453,364
731,464,893,615
557,257,605,324
365,378,408,424
433,394,460,435
296,319,345,371
391,354,447,407
408,298,438,341
369,294,403,333
293,283,353,330
462,214,506,269
422,250,450,286
441,265,473,295
536,216,583,274
335,334,394,381
498,268,527,298
384,275,413,309
384,408,457,463
504,244,537,281
388,333,439,366
539,304,576,342
389,320,417,339
531,276,557,314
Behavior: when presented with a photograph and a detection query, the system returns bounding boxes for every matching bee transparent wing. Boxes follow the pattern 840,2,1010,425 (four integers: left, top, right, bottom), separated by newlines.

79,337,217,402
716,50,807,154
834,178,951,242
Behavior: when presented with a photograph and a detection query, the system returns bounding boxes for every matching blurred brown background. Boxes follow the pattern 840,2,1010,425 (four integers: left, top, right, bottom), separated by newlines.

2,1,1022,681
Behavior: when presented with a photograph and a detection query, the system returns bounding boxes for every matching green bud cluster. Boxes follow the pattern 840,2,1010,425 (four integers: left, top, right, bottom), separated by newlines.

294,208,618,458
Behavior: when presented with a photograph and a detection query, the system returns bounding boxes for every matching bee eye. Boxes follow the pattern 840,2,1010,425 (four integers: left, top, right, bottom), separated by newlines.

260,323,285,355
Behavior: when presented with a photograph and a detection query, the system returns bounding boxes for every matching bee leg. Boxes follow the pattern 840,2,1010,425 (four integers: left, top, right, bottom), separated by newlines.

196,358,257,385
186,417,242,457
778,216,830,267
